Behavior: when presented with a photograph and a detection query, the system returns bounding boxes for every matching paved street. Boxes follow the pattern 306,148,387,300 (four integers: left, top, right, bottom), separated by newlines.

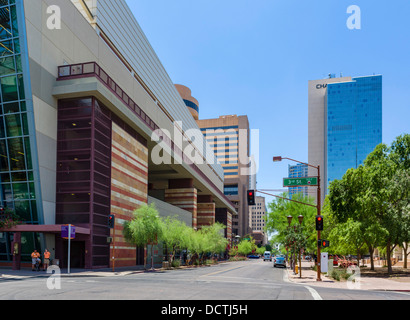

1,260,409,301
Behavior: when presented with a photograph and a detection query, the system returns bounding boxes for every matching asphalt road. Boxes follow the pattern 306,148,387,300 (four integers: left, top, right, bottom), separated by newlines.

0,259,409,301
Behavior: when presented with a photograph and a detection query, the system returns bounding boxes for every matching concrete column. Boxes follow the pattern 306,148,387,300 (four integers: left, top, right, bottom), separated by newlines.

197,195,215,229
12,232,21,271
216,208,233,242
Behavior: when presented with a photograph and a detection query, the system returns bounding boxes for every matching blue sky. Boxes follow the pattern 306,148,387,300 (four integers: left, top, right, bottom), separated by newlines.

126,0,410,204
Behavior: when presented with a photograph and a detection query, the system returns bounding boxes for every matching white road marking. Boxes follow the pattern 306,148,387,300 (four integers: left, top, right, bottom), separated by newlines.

305,286,323,300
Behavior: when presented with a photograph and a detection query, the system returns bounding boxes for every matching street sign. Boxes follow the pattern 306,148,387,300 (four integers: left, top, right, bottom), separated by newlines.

61,225,76,240
283,177,318,187
61,224,75,275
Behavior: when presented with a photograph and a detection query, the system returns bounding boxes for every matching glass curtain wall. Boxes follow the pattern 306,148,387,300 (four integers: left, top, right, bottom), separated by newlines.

0,0,40,262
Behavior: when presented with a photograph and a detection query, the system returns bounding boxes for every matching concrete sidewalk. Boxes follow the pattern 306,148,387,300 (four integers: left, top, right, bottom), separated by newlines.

0,262,224,280
0,266,149,280
285,261,410,292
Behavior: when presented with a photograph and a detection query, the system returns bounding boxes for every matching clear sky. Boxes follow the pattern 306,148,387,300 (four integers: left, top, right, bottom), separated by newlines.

125,0,410,204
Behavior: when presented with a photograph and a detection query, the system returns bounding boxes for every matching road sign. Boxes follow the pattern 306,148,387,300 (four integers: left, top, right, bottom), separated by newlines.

61,225,76,240
61,224,75,275
283,177,318,187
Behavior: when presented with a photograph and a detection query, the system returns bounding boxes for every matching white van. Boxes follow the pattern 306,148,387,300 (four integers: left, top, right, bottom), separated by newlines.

263,251,272,261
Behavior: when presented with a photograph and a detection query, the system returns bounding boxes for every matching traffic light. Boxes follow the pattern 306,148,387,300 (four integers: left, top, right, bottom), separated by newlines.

315,215,324,231
247,190,256,206
108,214,115,229
322,240,330,248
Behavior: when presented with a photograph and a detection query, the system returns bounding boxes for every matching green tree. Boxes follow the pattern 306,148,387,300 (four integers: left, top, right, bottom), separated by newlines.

199,223,228,261
327,165,387,269
327,134,410,274
161,217,189,264
266,192,317,255
237,240,253,256
123,204,163,270
365,143,403,274
329,219,367,266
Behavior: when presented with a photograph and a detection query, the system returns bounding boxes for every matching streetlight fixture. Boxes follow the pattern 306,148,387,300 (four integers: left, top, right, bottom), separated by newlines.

287,215,293,226
273,156,322,281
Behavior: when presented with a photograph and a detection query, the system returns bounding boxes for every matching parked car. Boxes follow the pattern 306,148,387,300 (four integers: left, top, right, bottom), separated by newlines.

263,251,272,262
332,255,339,266
247,254,260,259
305,255,312,261
274,255,286,268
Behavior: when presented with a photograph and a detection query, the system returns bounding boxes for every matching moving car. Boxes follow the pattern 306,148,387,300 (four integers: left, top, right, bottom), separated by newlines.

263,251,272,262
274,255,286,268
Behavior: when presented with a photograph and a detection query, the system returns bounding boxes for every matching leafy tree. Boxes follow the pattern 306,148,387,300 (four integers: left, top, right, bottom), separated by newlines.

365,143,403,273
329,219,367,266
0,208,21,229
162,217,189,264
123,204,163,270
256,246,266,255
266,192,317,255
327,134,410,274
199,223,228,260
386,167,410,268
284,223,307,269
327,165,387,269
237,240,253,256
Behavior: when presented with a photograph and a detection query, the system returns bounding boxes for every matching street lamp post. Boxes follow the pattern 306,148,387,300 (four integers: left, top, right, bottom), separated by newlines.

273,156,322,281
286,215,293,268
298,215,304,278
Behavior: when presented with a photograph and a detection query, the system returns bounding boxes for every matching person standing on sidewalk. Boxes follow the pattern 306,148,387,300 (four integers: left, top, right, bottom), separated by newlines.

43,249,51,271
31,250,40,271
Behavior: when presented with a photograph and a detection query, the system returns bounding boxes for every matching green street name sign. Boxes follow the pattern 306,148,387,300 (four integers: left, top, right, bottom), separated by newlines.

283,177,318,187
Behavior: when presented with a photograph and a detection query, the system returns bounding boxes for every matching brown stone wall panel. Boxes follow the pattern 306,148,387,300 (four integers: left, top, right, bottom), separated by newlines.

110,123,148,268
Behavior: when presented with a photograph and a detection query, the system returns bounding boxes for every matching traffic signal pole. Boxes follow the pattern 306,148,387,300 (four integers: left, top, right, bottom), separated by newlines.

316,165,322,281
271,156,322,281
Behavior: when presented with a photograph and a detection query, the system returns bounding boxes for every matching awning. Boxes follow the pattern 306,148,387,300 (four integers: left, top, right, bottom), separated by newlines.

0,224,91,235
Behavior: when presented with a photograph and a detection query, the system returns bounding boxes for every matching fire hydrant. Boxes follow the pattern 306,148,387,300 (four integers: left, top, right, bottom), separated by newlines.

295,265,299,274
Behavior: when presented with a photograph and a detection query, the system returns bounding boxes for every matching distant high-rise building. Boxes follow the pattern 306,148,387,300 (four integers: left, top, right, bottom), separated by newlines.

308,74,382,204
196,114,252,238
175,84,253,238
288,164,309,198
249,196,268,245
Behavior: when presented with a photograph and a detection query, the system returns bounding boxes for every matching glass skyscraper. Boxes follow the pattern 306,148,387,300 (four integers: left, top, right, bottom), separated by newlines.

326,75,382,185
288,163,309,198
0,0,42,262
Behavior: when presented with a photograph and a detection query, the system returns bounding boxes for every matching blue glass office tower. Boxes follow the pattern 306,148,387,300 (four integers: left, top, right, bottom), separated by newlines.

288,163,309,198
326,75,382,185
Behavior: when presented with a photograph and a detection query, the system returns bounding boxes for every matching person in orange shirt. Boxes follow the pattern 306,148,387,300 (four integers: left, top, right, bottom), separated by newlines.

43,249,51,271
31,250,40,271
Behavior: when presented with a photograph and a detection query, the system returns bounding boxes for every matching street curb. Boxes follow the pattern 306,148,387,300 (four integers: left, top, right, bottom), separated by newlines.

283,265,410,293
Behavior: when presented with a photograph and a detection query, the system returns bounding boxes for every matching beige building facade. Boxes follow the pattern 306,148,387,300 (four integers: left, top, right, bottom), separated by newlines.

249,196,268,245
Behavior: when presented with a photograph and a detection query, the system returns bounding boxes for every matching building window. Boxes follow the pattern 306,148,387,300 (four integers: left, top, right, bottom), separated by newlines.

224,185,238,196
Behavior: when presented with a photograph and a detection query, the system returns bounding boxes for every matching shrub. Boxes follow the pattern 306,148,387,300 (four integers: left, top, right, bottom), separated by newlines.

329,268,351,281
171,260,180,268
